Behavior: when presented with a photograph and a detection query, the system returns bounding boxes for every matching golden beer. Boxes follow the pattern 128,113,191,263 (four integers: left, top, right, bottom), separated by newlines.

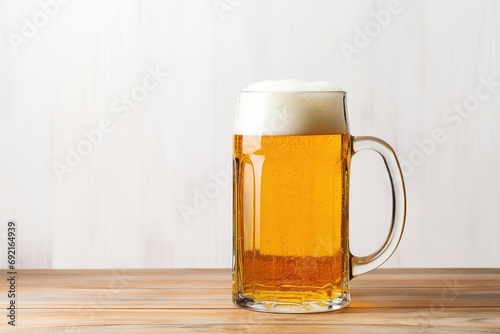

232,80,406,313
233,133,351,307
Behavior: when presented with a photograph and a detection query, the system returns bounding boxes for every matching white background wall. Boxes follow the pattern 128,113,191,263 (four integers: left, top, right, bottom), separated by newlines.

0,0,499,269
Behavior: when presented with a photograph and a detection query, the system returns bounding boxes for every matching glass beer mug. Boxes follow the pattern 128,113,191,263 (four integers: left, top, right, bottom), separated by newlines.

232,80,406,313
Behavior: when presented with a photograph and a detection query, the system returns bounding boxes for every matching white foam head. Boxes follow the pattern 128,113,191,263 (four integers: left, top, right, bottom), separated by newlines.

234,80,348,135
243,80,343,92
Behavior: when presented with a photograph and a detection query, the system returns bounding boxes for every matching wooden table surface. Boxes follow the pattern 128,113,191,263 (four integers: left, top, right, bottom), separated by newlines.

3,268,500,333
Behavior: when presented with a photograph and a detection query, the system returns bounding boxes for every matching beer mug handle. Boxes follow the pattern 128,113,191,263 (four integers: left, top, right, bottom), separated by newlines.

350,136,407,278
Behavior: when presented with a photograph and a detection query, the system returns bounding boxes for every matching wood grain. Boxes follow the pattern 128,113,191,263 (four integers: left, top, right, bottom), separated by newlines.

3,268,500,333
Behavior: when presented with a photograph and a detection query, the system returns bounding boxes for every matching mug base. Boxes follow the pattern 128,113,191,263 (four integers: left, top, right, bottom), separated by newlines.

234,293,350,313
